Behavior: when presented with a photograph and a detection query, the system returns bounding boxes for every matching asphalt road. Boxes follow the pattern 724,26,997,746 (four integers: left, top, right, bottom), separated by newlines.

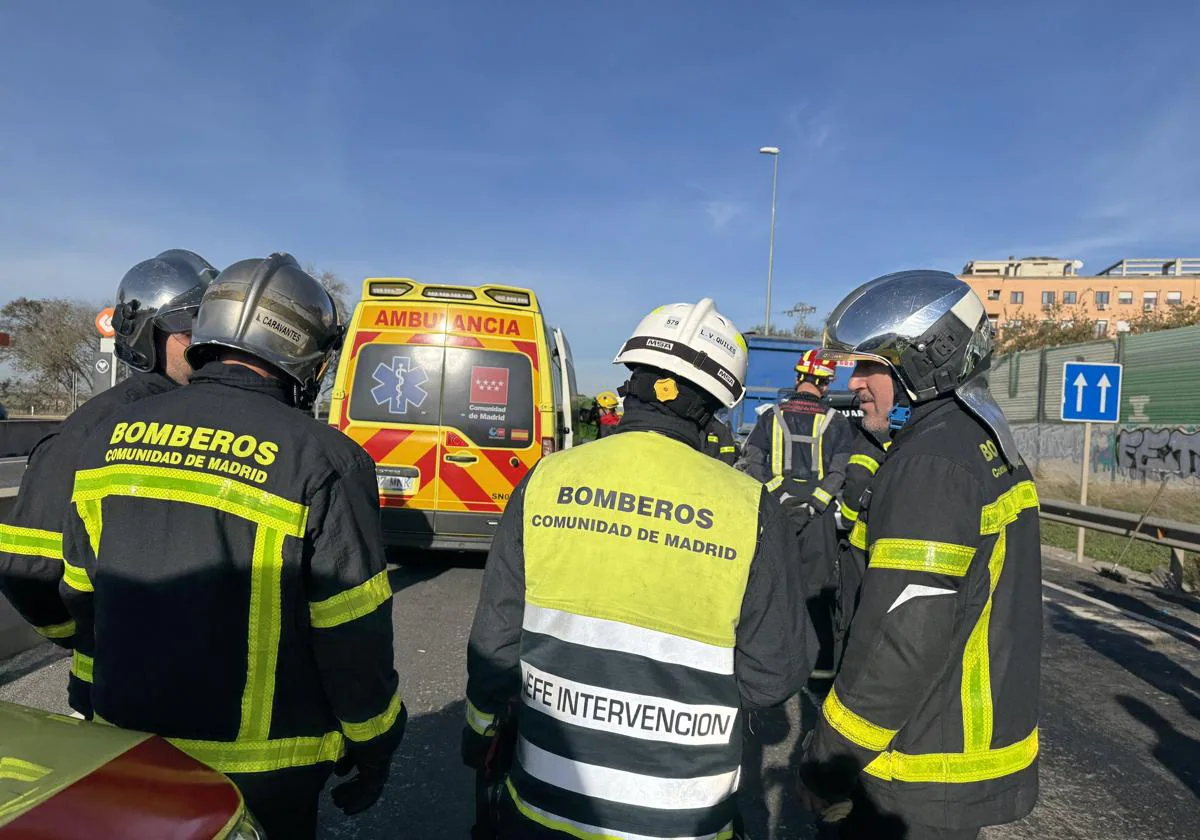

1,550,1196,839
0,457,27,491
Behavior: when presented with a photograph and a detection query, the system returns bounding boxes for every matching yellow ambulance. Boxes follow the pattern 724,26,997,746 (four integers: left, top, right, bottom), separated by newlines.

328,279,578,550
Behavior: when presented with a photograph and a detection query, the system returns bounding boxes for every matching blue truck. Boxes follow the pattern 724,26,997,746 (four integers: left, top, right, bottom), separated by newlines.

728,334,858,439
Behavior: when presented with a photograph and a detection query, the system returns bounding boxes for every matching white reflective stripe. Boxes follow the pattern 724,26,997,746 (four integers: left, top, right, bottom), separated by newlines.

887,584,957,614
508,784,734,840
520,661,738,746
465,698,495,735
517,736,739,810
523,604,734,675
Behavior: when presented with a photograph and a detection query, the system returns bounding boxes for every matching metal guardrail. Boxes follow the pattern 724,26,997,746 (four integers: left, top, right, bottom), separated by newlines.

1040,498,1198,590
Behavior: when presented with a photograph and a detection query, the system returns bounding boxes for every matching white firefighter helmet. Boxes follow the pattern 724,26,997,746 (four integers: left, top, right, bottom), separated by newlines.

613,298,747,408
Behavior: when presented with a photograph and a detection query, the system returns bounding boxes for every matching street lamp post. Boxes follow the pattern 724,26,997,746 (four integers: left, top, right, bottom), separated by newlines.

759,146,780,334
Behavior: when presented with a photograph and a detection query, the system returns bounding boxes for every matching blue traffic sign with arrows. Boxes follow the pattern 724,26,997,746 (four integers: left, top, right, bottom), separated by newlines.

1061,362,1122,423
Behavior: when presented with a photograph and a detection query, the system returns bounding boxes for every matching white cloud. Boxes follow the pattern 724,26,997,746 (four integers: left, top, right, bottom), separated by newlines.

704,199,746,230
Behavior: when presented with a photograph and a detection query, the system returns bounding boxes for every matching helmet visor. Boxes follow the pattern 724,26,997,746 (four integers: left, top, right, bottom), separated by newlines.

153,285,206,334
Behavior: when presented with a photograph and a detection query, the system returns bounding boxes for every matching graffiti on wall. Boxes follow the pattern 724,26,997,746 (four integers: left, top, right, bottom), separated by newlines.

1117,428,1200,478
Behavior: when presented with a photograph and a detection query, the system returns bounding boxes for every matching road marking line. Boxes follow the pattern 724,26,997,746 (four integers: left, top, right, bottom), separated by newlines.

1042,580,1200,648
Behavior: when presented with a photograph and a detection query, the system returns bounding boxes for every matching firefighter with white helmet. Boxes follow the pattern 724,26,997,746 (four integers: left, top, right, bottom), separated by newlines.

0,250,215,654
464,298,814,839
799,270,1041,839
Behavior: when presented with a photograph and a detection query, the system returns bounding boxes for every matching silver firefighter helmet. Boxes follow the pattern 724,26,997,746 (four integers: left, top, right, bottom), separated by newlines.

112,249,218,372
822,269,1021,465
185,253,343,408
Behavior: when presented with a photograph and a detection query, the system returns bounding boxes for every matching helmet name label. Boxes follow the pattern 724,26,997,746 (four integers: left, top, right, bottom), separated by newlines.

253,311,305,347
698,327,737,359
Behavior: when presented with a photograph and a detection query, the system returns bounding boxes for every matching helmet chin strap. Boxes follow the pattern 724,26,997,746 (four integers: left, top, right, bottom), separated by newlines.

887,372,912,431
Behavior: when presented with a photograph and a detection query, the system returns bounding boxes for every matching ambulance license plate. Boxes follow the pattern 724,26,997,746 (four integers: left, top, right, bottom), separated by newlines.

378,475,418,494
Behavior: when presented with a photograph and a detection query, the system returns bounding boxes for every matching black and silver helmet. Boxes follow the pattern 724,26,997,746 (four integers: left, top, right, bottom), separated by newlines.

112,249,218,372
185,253,343,408
822,269,1021,464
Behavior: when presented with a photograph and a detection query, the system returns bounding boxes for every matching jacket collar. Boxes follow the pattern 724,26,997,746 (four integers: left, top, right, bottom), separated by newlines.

613,395,705,451
188,361,294,406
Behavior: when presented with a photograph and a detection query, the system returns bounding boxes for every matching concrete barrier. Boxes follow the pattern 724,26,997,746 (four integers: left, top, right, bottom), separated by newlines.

0,488,44,659
0,420,61,457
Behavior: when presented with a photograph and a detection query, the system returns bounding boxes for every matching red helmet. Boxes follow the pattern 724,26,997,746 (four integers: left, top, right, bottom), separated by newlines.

796,349,836,379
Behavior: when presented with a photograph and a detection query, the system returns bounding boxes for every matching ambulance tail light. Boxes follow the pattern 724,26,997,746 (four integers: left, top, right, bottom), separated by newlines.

485,289,531,307
542,437,556,457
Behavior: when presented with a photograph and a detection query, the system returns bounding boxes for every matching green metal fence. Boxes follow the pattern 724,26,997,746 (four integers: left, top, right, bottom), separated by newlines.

990,324,1200,484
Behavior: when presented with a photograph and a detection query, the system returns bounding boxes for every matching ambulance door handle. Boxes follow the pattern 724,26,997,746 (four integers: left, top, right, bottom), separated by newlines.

444,453,478,464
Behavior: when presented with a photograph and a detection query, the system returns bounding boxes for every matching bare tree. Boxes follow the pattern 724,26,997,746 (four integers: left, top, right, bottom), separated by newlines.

0,297,99,411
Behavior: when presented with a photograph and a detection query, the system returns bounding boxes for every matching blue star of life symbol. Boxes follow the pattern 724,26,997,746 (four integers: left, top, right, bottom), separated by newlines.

370,355,429,415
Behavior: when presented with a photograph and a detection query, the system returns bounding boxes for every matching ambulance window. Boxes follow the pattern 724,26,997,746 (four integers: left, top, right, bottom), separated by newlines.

348,343,444,425
441,348,535,449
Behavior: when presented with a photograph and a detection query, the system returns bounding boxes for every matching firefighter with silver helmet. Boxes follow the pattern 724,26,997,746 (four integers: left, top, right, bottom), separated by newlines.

0,250,214,653
799,270,1041,839
58,254,405,839
463,298,815,840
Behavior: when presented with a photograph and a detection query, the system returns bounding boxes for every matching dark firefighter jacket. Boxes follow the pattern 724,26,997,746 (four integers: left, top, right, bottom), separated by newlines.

703,416,738,466
0,371,176,646
58,362,404,779
465,395,815,839
802,395,1042,831
737,391,856,516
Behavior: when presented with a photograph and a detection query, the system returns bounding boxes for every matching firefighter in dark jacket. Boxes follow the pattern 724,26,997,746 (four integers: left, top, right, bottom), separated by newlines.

0,250,215,650
703,413,738,465
737,349,857,528
738,348,860,682
59,254,405,839
463,298,815,840
800,270,1041,839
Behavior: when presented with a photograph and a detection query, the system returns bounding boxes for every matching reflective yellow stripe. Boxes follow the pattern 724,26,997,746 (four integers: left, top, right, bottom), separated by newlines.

822,686,897,752
863,728,1039,784
72,651,93,683
466,698,497,736
61,559,93,593
168,731,346,775
238,527,284,742
870,539,975,577
849,519,868,550
0,757,51,783
707,435,719,443
841,506,859,523
962,529,1008,751
812,487,833,505
72,464,308,537
309,570,392,629
719,446,736,454
980,481,1039,535
814,414,825,481
848,454,880,474
770,415,784,479
341,691,403,743
36,619,76,640
0,525,63,560
766,476,784,492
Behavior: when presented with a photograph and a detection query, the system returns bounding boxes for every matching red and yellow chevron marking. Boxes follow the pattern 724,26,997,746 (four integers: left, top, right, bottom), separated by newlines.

332,300,557,525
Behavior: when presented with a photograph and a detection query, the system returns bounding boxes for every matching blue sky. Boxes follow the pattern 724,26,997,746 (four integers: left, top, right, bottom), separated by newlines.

2,0,1198,392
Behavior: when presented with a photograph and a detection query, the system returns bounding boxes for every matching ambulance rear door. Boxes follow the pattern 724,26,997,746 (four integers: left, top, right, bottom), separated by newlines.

432,308,542,541
342,300,450,539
